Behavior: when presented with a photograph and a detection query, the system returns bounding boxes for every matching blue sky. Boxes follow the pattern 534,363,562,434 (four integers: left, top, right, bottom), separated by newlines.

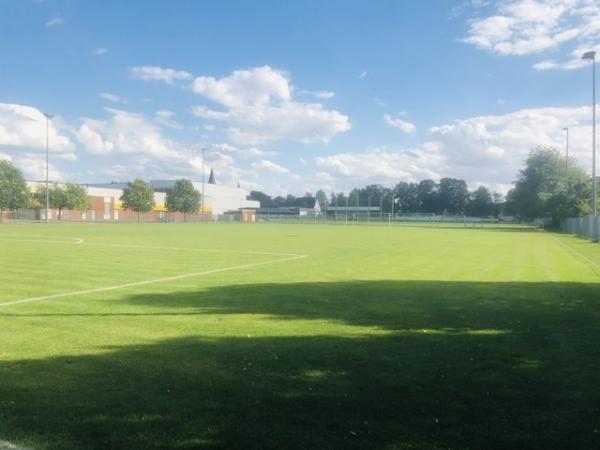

1,0,599,195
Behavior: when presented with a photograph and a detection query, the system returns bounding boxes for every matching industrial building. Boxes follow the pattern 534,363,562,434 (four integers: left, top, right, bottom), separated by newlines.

21,176,259,222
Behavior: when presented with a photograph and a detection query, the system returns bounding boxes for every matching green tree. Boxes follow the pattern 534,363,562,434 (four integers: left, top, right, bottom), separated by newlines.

64,183,91,217
315,189,329,212
492,192,504,217
272,196,287,207
165,179,201,221
438,178,469,214
348,188,361,207
0,160,30,221
33,183,68,220
330,192,347,207
417,180,438,213
120,179,155,222
393,182,420,213
468,186,494,217
380,187,393,213
506,146,591,224
249,190,274,207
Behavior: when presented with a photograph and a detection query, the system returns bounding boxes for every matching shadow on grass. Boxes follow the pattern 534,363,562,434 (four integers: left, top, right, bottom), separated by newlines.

1,280,600,450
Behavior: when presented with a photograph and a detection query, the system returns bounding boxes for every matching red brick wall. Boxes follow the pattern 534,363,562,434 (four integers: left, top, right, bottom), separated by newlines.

1,194,214,223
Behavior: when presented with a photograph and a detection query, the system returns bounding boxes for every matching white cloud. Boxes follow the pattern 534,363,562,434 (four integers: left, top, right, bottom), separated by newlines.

191,105,229,121
384,114,416,134
193,66,292,108
45,15,64,27
358,70,368,80
76,108,179,158
0,103,75,159
251,159,290,174
315,146,443,184
427,105,595,191
13,155,63,181
533,43,600,70
463,0,600,66
369,97,385,107
298,90,335,100
154,110,182,129
130,66,192,84
0,150,63,182
99,92,126,104
191,65,350,144
313,105,596,195
74,108,253,186
213,143,277,159
92,47,108,56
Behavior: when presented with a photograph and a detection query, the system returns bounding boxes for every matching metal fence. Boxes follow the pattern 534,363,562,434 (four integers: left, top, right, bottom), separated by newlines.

561,215,600,241
254,211,503,224
0,208,213,223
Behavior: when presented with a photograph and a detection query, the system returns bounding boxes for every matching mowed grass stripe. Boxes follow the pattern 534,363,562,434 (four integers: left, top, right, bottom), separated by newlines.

0,238,281,302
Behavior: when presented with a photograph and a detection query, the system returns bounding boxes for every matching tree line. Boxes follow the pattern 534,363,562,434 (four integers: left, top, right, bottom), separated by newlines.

504,146,598,225
251,179,502,217
0,160,90,221
0,162,202,222
119,178,202,222
2,145,598,224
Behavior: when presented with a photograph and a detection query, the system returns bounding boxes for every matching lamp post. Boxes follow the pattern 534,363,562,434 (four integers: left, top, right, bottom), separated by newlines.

43,113,54,224
582,51,597,222
561,127,569,183
201,147,206,218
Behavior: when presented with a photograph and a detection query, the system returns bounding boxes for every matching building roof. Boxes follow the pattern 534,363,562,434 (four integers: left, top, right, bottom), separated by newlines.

327,206,380,211
208,169,216,184
254,206,313,214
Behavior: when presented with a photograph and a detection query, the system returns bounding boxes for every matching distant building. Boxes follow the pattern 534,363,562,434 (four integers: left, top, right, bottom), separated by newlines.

254,196,323,217
25,178,259,222
326,206,380,213
147,180,258,216
326,206,380,220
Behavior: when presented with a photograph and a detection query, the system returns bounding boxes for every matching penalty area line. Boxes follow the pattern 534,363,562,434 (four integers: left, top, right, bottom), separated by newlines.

0,254,308,308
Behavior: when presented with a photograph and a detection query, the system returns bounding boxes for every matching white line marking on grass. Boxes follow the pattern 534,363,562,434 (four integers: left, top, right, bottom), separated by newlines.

0,254,307,308
0,236,84,244
1,236,300,257
81,241,303,257
554,237,600,273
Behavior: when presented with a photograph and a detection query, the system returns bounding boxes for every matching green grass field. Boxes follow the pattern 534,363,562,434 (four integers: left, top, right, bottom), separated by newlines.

1,222,599,450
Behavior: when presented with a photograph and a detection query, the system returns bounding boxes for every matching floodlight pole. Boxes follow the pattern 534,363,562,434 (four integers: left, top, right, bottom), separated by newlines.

583,50,597,239
595,56,597,220
593,56,597,220
43,113,53,224
201,147,206,218
335,193,338,223
345,195,348,224
561,127,569,182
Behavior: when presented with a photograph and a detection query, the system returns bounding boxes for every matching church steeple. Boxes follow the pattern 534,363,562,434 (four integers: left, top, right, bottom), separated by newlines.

208,168,216,184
